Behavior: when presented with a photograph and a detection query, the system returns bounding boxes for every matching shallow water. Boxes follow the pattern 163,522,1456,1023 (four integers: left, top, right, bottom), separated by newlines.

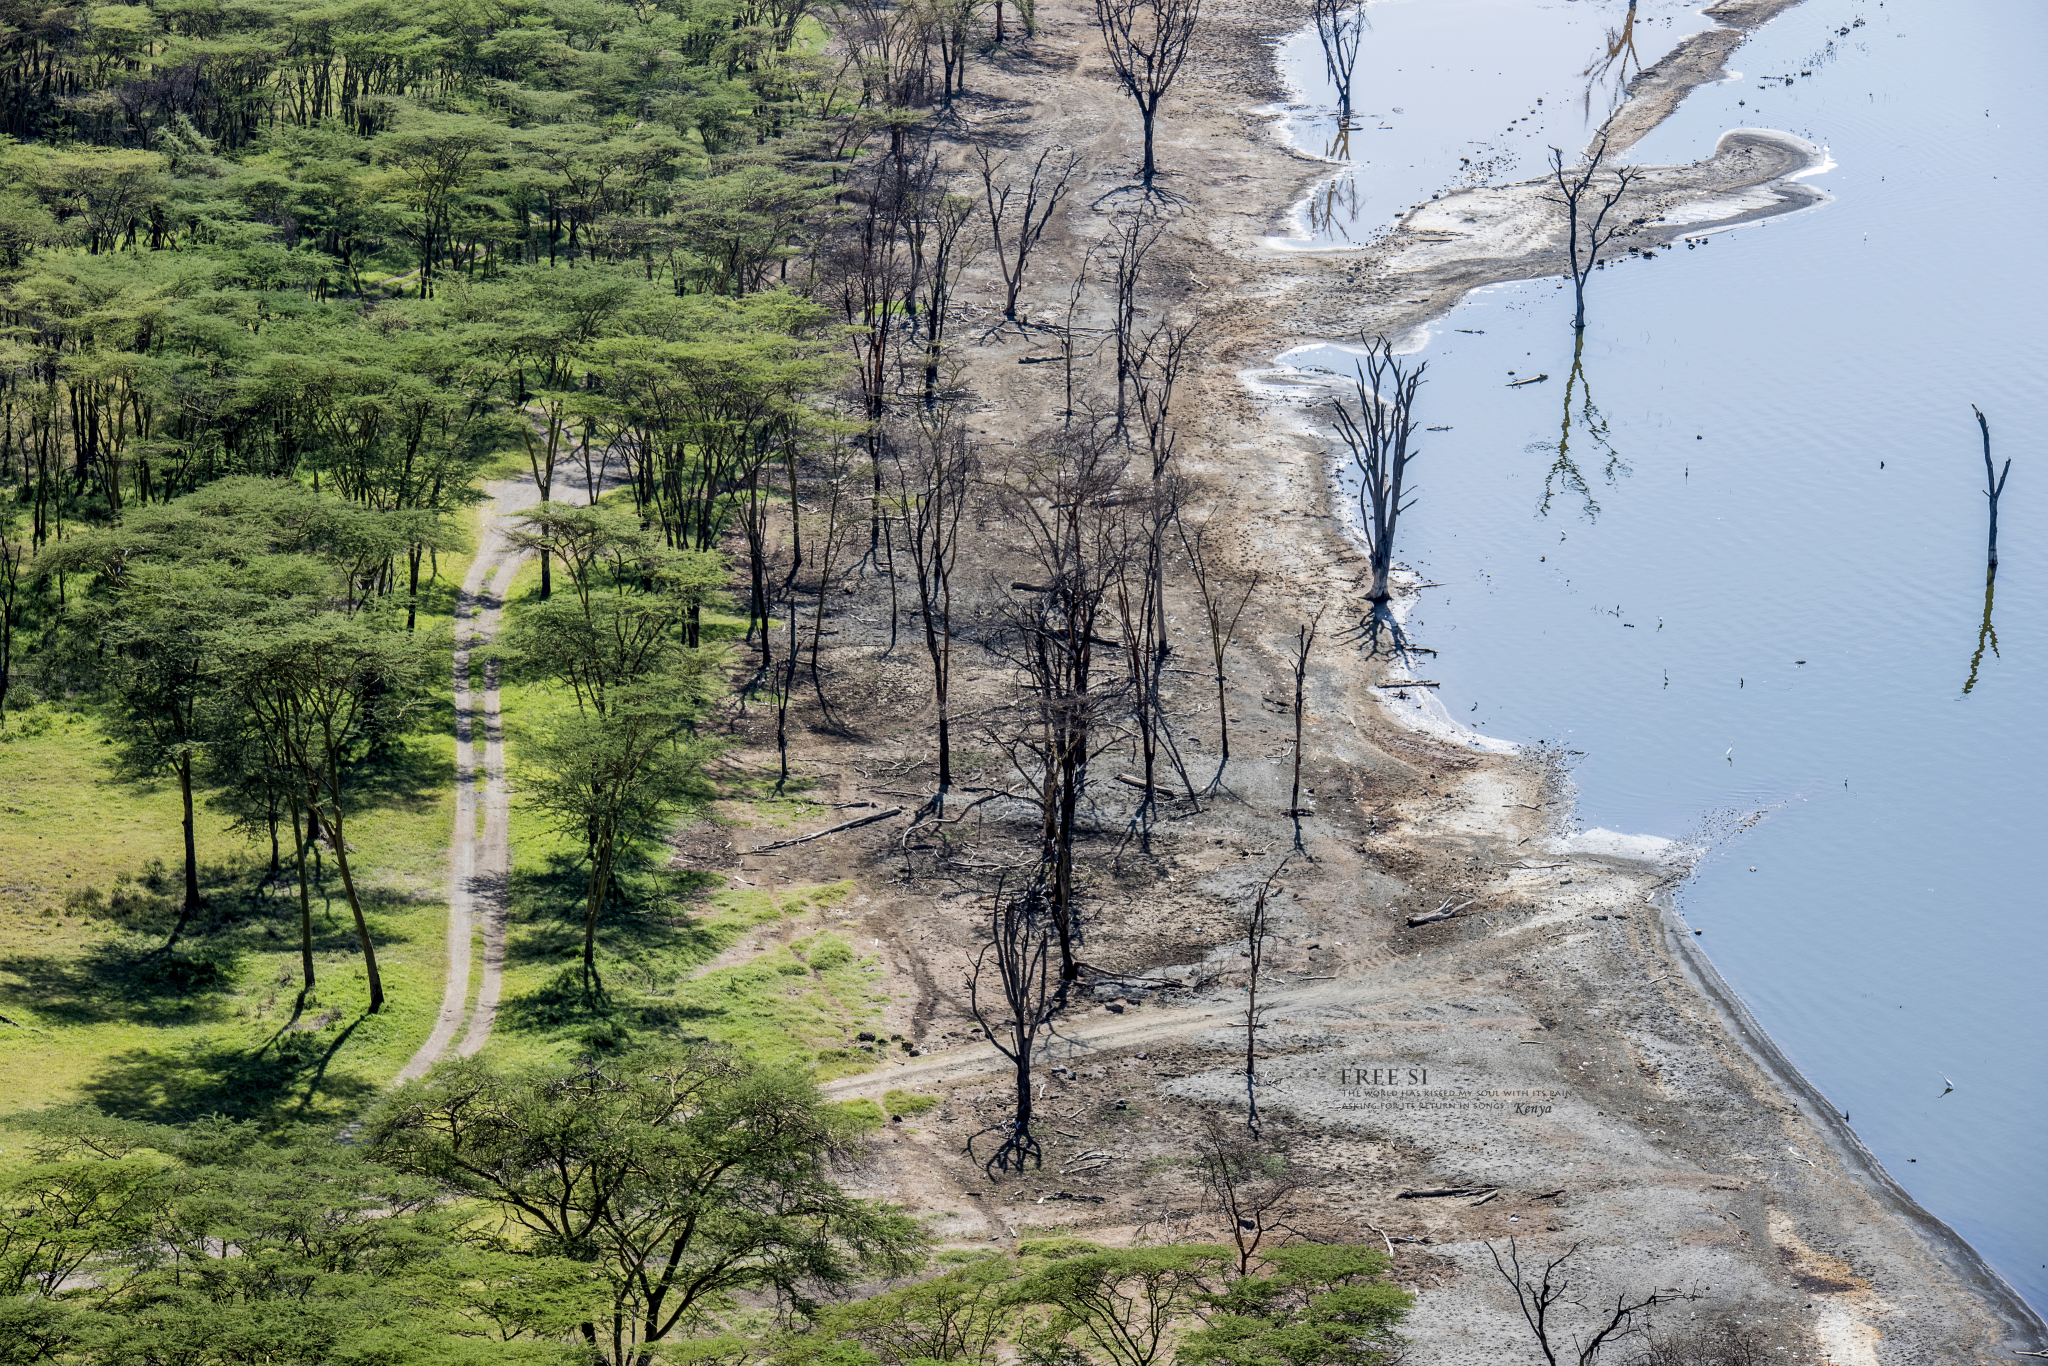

1272,0,2048,1312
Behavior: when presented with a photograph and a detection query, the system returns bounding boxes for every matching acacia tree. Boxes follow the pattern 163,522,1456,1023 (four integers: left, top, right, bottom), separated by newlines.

368,1046,925,1366
1011,1245,1231,1366
227,613,435,1014
502,504,728,995
1329,338,1426,605
1182,1243,1413,1366
1093,0,1203,192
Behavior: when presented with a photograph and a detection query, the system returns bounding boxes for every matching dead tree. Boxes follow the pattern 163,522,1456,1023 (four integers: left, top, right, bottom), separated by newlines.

1109,470,1193,850
988,434,1133,984
1092,0,1202,193
1330,338,1426,604
1973,405,2010,570
1106,210,1166,432
826,153,922,563
974,143,1081,326
965,884,1059,1174
1285,613,1320,853
1310,0,1366,124
1176,512,1257,792
897,411,973,804
1196,1111,1305,1273
1487,1240,1692,1365
1964,405,2011,695
1542,137,1647,332
903,179,983,408
1240,858,1287,1129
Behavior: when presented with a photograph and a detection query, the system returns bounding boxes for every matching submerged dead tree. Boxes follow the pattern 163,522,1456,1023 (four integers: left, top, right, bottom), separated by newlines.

1964,404,2012,695
1330,337,1427,604
1542,137,1646,332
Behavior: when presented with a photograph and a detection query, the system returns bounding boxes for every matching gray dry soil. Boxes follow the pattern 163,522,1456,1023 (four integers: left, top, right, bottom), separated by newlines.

681,0,2046,1360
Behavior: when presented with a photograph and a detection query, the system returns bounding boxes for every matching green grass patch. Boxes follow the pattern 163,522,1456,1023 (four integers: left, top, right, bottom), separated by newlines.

482,517,884,1074
0,512,488,1137
883,1088,940,1118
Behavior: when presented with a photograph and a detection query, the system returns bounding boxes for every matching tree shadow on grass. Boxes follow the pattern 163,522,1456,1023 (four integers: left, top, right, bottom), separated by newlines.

499,850,733,1052
2,860,418,1028
76,1013,377,1125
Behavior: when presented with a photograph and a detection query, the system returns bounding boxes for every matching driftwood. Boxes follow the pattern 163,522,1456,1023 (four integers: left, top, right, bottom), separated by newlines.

1469,1189,1503,1207
1506,374,1549,387
1398,1185,1498,1200
1370,680,1439,688
742,807,904,854
1406,897,1476,928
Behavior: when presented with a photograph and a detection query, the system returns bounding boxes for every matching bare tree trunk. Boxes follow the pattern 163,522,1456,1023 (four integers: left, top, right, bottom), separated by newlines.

288,796,316,993
1242,859,1286,1130
1287,614,1319,854
966,885,1056,1173
974,144,1079,325
1330,338,1427,604
1973,405,2010,570
1542,137,1645,333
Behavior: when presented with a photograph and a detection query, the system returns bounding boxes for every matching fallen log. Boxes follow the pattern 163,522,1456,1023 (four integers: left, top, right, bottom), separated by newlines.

1406,897,1476,928
1396,1186,1498,1200
1507,373,1550,387
742,806,904,854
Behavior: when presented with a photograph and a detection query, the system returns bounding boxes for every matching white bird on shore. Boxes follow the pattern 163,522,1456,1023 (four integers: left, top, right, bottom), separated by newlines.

1939,1076,1955,1097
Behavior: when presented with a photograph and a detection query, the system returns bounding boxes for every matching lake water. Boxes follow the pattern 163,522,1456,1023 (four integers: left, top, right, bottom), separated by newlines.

1268,0,2047,1313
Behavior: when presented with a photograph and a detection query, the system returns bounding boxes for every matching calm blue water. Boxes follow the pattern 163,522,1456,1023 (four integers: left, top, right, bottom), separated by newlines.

1273,0,2048,1312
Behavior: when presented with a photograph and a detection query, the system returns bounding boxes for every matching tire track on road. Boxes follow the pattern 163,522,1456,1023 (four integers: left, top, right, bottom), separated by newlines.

397,475,544,1083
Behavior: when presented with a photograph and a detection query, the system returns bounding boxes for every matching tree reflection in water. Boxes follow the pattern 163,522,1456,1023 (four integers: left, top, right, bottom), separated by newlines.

1529,330,1629,518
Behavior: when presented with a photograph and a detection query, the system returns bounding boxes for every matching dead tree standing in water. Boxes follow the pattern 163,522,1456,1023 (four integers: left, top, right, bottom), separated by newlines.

1330,338,1426,605
1973,405,2010,570
1543,137,1646,332
1964,405,2012,695
1093,0,1202,194
965,884,1059,1174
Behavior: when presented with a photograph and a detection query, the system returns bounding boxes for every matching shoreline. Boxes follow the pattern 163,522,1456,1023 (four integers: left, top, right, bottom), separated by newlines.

1241,0,2047,1348
1652,887,2048,1341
